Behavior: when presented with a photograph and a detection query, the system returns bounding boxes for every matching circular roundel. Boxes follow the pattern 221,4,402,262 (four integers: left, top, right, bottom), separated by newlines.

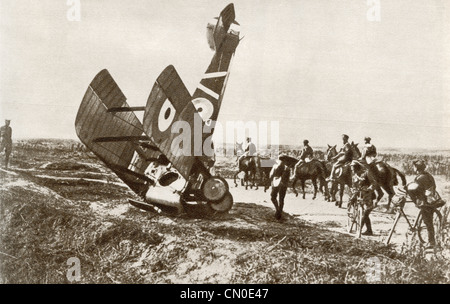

208,192,233,213
158,99,176,132
201,176,229,202
192,97,214,122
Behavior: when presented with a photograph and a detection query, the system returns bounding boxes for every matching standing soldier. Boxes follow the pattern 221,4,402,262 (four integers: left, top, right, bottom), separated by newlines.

359,137,377,164
0,119,13,169
269,155,291,220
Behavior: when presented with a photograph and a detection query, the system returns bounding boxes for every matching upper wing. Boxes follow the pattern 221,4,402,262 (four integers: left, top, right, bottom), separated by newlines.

143,65,201,180
75,69,160,196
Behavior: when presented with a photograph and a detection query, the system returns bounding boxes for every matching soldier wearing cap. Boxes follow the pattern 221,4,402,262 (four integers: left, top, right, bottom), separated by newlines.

0,119,12,169
294,139,314,170
269,154,291,220
327,134,353,181
406,160,441,248
359,137,377,164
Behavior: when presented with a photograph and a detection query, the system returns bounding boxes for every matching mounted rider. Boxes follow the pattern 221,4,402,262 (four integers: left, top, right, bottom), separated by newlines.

327,134,353,181
237,137,261,175
294,139,314,170
358,137,377,165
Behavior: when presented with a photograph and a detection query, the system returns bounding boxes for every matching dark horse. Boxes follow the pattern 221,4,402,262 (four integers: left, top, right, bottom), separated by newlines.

326,144,406,209
366,160,406,209
259,156,277,192
291,159,330,200
325,143,361,207
234,143,259,190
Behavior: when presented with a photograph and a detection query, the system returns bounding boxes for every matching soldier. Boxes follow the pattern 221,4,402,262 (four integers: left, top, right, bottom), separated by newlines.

407,160,445,248
327,134,353,181
350,160,376,236
269,154,291,220
0,119,12,169
295,140,314,166
237,137,260,175
359,137,377,164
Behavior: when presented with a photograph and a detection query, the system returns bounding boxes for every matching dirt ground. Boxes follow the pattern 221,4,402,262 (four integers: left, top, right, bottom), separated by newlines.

0,143,449,283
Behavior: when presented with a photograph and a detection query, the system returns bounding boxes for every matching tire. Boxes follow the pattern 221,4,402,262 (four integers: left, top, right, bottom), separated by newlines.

208,192,234,213
201,176,229,202
417,208,442,246
356,205,363,238
347,203,356,233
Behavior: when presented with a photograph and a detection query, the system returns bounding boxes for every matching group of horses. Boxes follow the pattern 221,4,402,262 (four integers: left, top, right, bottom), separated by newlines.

234,142,407,209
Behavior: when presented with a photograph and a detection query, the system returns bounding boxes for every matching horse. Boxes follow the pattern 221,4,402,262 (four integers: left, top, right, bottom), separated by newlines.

326,144,407,209
259,156,277,192
234,142,259,190
291,159,330,200
325,143,361,207
365,159,406,209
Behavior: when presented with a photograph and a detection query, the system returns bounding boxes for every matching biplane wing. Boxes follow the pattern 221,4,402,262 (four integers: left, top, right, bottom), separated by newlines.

142,65,201,181
75,69,160,196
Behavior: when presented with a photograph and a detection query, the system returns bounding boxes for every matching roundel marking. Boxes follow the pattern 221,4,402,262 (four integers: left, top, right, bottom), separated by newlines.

158,99,176,132
192,97,214,122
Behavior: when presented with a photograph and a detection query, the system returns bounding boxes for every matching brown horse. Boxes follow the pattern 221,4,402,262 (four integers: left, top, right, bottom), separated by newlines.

234,142,259,190
291,159,330,200
326,144,407,209
259,156,277,192
366,160,406,209
325,143,361,207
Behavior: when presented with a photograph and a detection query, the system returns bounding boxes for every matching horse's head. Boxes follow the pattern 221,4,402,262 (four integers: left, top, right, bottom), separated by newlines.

325,144,337,161
235,142,243,156
350,141,361,159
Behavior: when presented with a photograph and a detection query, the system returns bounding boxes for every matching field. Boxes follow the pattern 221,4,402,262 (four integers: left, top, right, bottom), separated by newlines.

0,139,449,284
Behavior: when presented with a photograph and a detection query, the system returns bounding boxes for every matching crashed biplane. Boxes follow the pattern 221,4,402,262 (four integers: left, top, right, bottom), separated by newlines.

75,4,240,214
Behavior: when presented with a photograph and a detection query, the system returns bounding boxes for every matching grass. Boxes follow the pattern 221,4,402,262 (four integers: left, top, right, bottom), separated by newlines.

0,139,449,284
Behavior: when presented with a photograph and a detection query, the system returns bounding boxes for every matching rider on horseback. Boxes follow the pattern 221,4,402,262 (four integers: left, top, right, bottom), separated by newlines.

358,137,377,165
327,134,353,181
294,140,314,170
237,137,261,176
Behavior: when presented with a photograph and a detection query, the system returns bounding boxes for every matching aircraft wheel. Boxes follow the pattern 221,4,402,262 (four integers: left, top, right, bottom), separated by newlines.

208,192,233,213
202,176,229,202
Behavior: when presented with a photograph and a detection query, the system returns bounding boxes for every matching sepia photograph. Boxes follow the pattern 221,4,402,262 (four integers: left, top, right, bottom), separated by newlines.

0,0,449,290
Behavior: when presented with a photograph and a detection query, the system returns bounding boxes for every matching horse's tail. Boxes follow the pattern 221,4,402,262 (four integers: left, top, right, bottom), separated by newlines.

317,160,329,180
393,168,407,187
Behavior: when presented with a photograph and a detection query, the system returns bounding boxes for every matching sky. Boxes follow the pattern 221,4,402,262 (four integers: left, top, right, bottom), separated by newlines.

0,0,449,149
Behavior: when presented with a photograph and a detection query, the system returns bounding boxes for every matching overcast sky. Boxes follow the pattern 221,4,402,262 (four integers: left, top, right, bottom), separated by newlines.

0,0,449,149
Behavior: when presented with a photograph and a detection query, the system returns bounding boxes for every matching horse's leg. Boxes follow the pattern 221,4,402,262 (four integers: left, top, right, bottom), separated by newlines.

292,177,299,197
375,186,384,206
330,182,337,202
321,178,330,201
301,180,306,199
234,171,240,187
338,184,345,208
253,171,259,190
312,179,318,200
244,171,249,190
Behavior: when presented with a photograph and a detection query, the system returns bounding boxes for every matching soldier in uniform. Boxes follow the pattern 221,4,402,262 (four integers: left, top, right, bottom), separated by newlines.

237,137,260,176
350,160,376,235
359,137,377,164
407,160,445,248
269,154,291,220
0,119,12,169
327,134,353,181
294,139,314,170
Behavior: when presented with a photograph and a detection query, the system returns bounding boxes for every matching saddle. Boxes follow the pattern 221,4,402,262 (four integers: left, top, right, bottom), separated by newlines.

331,161,352,179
